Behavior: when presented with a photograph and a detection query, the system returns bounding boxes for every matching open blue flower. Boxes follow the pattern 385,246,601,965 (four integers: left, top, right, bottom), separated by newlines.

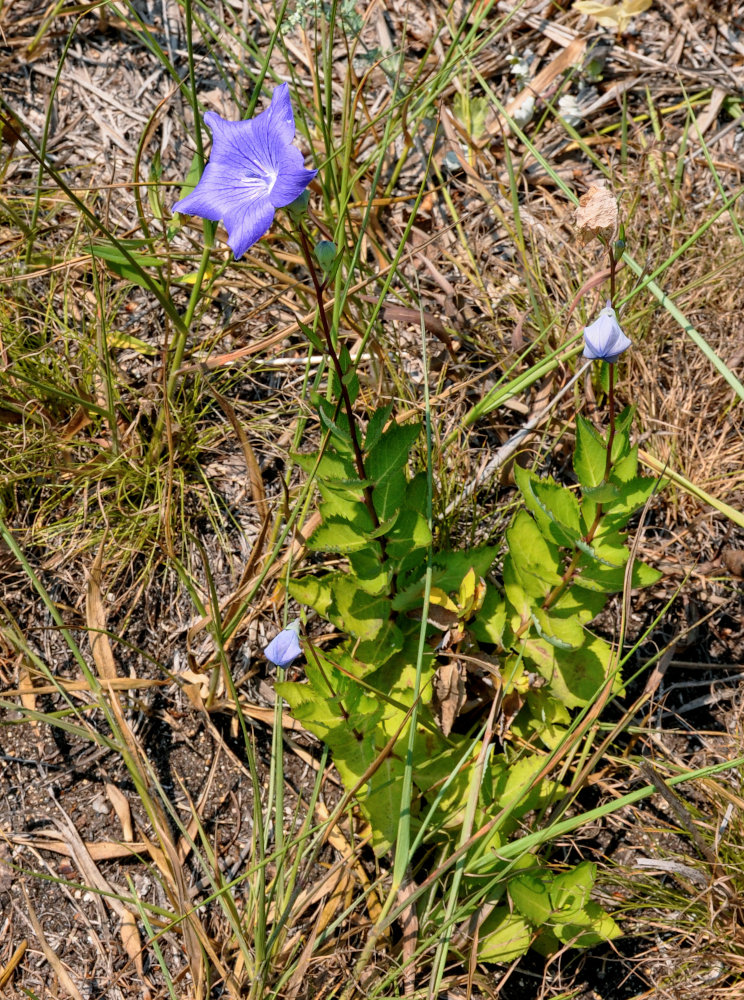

174,83,317,259
583,302,631,363
264,622,302,667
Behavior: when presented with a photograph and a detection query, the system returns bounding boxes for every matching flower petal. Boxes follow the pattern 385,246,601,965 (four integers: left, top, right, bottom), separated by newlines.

223,197,276,259
269,144,318,207
173,159,237,221
265,82,296,145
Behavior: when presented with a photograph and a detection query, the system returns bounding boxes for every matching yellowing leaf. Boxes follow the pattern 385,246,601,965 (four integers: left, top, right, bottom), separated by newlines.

573,0,652,31
429,587,458,613
108,331,158,355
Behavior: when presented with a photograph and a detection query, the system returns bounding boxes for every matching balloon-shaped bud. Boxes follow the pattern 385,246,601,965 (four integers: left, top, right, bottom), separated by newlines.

583,302,631,364
264,621,302,667
314,240,337,275
286,189,311,221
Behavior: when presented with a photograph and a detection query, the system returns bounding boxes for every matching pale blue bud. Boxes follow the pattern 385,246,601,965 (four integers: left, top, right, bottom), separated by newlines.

583,302,631,364
264,621,302,666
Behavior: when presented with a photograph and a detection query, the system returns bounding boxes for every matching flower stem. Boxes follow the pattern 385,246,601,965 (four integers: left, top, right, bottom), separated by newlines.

604,361,616,482
295,223,380,532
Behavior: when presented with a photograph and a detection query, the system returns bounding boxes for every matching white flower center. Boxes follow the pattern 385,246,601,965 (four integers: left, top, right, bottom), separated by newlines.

243,168,277,198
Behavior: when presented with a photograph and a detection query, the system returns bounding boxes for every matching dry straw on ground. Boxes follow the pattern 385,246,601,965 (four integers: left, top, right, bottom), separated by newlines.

1,0,744,997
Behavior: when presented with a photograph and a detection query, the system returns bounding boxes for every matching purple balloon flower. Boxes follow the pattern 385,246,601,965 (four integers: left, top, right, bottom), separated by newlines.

174,83,317,259
264,623,302,667
583,302,632,364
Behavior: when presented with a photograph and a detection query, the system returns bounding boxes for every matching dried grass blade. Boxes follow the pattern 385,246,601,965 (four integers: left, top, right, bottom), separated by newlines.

0,940,27,990
200,369,269,522
86,545,118,683
50,809,150,992
9,831,148,860
21,885,84,1000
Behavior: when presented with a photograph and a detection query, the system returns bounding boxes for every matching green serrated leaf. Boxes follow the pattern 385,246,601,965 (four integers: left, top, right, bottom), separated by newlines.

351,616,405,669
574,552,662,593
289,573,337,618
333,577,394,643
490,754,560,822
521,631,616,708
506,510,563,599
276,666,401,854
519,688,571,749
366,422,421,521
550,861,595,918
574,415,608,488
503,553,532,624
477,908,532,962
293,448,356,483
531,608,584,649
553,634,617,707
514,465,582,547
296,318,325,352
364,405,393,451
308,516,374,553
89,242,164,292
509,872,553,926
614,404,636,435
386,508,432,564
607,473,659,516
582,482,620,505
175,149,203,202
471,587,507,645
551,585,606,623
394,546,496,611
575,536,627,568
552,903,622,946
610,441,639,483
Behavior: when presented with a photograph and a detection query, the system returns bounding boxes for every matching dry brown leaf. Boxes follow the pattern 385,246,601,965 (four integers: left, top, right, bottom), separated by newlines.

106,782,133,842
722,548,744,578
48,810,151,995
6,676,168,697
17,661,37,726
434,660,466,737
284,871,351,1000
576,184,618,247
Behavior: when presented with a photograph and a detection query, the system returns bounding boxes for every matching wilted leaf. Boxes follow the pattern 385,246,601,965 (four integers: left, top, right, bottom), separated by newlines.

573,0,653,33
434,659,466,736
575,183,618,246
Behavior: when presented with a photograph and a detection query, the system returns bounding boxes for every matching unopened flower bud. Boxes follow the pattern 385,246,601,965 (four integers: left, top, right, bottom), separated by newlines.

583,302,631,364
264,621,302,667
314,240,337,275
286,189,311,221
